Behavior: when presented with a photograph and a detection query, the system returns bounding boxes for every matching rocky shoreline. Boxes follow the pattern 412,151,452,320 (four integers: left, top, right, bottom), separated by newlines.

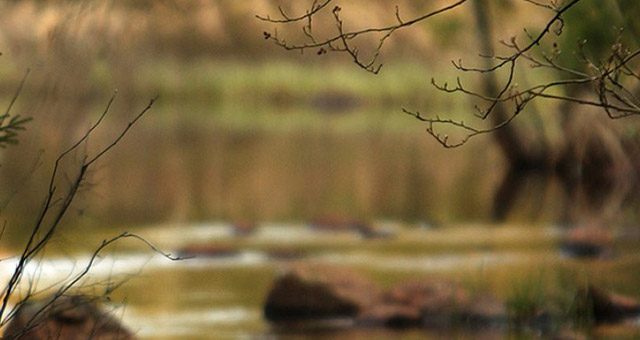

263,264,640,337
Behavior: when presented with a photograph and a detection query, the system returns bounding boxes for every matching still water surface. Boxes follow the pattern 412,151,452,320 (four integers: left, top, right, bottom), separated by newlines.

3,222,640,339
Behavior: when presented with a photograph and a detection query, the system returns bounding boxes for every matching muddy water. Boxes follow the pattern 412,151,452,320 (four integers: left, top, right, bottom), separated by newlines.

3,222,640,339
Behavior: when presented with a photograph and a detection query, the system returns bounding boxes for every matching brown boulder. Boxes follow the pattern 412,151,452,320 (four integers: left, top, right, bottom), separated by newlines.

361,279,506,328
384,280,468,309
264,264,381,322
4,295,134,340
264,268,510,330
383,280,468,327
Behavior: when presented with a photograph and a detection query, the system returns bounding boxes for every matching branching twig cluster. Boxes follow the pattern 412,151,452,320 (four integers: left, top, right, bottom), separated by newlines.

0,88,179,330
5,232,181,338
258,0,468,74
260,0,640,147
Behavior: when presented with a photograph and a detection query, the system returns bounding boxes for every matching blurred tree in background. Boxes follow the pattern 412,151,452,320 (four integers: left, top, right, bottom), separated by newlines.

261,0,640,223
1,0,639,227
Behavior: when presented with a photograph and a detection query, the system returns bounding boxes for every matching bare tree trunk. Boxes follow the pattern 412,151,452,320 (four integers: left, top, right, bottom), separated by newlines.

472,0,545,168
472,0,636,223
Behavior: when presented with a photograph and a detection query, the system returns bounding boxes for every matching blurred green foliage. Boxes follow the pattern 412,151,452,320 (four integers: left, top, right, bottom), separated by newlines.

560,0,640,71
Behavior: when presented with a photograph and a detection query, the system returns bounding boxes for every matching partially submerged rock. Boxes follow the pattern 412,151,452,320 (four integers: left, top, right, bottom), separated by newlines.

264,266,640,336
308,216,395,239
264,265,507,330
264,264,381,322
354,223,396,240
231,220,257,237
381,280,470,327
576,285,640,323
4,294,133,340
560,226,614,259
176,244,239,258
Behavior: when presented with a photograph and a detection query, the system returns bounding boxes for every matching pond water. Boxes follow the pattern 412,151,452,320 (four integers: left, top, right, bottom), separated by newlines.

2,98,640,338
1,61,639,339
4,222,640,339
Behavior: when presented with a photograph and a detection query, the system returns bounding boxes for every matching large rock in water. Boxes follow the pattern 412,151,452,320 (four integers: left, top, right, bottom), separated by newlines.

3,295,134,340
264,264,381,322
264,265,507,329
360,280,506,328
361,280,469,327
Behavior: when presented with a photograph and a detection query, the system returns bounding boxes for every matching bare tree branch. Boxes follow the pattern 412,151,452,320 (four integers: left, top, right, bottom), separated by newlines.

259,0,468,74
0,93,159,325
260,0,640,147
7,231,181,335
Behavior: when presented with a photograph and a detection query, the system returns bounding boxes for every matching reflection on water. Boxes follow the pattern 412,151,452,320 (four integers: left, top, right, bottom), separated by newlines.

493,169,636,227
0,109,504,229
128,307,259,339
3,223,640,339
315,251,532,272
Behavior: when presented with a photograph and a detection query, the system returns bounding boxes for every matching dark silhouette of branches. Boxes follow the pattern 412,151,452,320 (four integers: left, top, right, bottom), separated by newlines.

4,232,182,338
258,0,468,74
0,88,179,332
260,0,640,147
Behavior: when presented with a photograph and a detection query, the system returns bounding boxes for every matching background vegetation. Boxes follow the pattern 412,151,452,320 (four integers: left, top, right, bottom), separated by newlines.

0,0,638,240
